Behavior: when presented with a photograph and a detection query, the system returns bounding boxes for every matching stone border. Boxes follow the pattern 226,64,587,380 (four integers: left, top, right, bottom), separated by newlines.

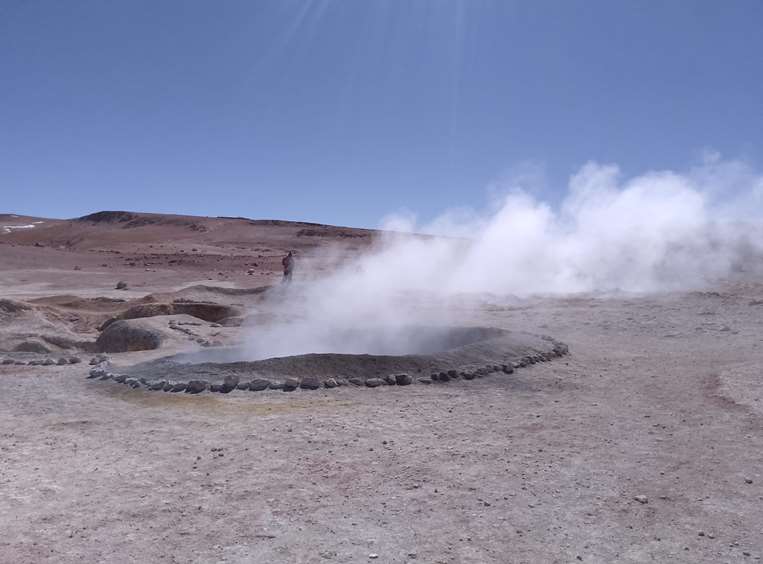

85,339,569,394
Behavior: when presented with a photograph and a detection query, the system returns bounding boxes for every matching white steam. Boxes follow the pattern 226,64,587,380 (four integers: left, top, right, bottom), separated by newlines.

245,156,763,359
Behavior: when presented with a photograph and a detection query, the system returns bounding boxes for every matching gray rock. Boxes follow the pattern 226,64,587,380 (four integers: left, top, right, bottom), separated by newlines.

438,371,450,382
99,372,112,381
29,360,44,366
418,377,432,385
170,382,187,392
269,380,285,391
209,383,222,393
88,367,107,379
324,378,338,389
57,357,68,366
163,381,174,392
42,358,55,366
634,495,648,504
395,373,412,386
90,355,108,365
283,377,300,392
300,376,321,390
185,380,208,394
115,280,128,290
1,358,13,365
365,378,383,388
125,377,141,389
112,374,127,383
335,378,349,386
383,374,397,385
68,356,82,364
95,320,163,353
502,364,514,374
236,381,250,391
348,377,364,386
249,379,270,392
462,371,476,380
447,369,458,378
148,380,167,391
220,374,239,393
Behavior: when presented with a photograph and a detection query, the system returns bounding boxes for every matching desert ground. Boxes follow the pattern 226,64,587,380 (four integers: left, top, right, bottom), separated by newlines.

0,211,761,563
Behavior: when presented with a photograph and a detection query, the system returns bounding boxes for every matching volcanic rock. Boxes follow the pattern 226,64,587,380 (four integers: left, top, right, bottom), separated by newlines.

185,380,208,394
42,358,55,366
383,374,397,385
348,377,364,386
220,374,239,393
462,371,475,380
125,378,141,389
502,364,514,374
96,319,164,353
365,378,383,388
57,357,68,366
170,382,187,392
249,379,270,391
269,380,285,391
148,380,167,391
236,382,250,391
209,384,222,392
324,378,338,388
395,373,412,386
283,377,300,392
300,376,321,390
163,381,174,391
115,281,128,290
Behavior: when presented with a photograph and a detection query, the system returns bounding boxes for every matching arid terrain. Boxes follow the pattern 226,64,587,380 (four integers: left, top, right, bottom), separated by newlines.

1,211,762,563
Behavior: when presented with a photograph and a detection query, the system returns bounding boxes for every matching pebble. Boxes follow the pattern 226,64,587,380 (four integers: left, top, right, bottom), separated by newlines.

634,495,648,504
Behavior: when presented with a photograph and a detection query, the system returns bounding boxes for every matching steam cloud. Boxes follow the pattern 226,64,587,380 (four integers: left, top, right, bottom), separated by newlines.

245,155,763,359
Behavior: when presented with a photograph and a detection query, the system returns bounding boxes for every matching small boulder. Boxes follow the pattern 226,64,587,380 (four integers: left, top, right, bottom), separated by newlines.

115,281,128,290
395,373,412,386
220,374,239,393
269,380,285,390
125,377,141,389
68,356,82,364
88,367,107,379
209,383,222,393
249,379,270,391
502,364,514,374
42,358,55,366
324,378,338,389
112,374,127,383
462,371,475,380
185,380,208,394
383,374,397,385
365,378,383,388
283,377,300,392
148,380,167,391
348,377,364,386
1,358,13,365
236,381,250,391
170,382,187,392
90,354,109,365
418,377,432,385
57,358,68,366
99,372,112,381
163,381,174,392
300,376,321,390
438,372,450,382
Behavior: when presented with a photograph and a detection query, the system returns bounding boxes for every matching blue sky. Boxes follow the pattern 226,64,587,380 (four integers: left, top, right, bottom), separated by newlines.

1,0,761,227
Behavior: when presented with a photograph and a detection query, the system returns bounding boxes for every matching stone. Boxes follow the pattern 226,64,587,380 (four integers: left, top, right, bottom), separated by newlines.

185,380,208,394
447,369,458,378
115,280,128,290
383,374,397,385
365,378,383,388
220,374,239,393
348,377,364,386
96,320,164,353
88,367,107,379
395,373,412,386
1,358,13,365
418,377,432,385
438,371,450,382
269,381,285,391
163,381,174,391
283,377,300,392
324,378,338,389
502,364,514,374
335,378,349,386
300,376,321,390
462,371,475,380
29,360,43,366
209,384,222,393
57,357,68,366
125,377,141,389
90,354,108,365
170,382,187,392
42,358,55,366
99,372,112,381
634,495,648,504
112,374,127,383
236,382,250,391
148,380,167,391
249,379,270,392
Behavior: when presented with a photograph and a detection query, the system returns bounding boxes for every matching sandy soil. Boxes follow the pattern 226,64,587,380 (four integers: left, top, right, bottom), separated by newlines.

1,212,762,563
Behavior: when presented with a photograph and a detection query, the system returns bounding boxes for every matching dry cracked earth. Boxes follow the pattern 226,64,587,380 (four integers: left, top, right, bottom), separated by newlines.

1,212,762,563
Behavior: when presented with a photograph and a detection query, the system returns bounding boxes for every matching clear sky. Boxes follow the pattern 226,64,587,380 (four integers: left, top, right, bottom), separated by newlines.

2,0,761,227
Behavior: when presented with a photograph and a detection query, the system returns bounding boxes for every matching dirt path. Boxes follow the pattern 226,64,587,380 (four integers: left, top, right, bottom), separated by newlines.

1,285,762,563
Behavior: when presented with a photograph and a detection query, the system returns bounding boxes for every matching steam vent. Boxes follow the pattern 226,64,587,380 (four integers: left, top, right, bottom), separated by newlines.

87,326,569,393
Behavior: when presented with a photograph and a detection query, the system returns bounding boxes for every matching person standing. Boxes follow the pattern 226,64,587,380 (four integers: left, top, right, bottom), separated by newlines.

282,251,295,283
